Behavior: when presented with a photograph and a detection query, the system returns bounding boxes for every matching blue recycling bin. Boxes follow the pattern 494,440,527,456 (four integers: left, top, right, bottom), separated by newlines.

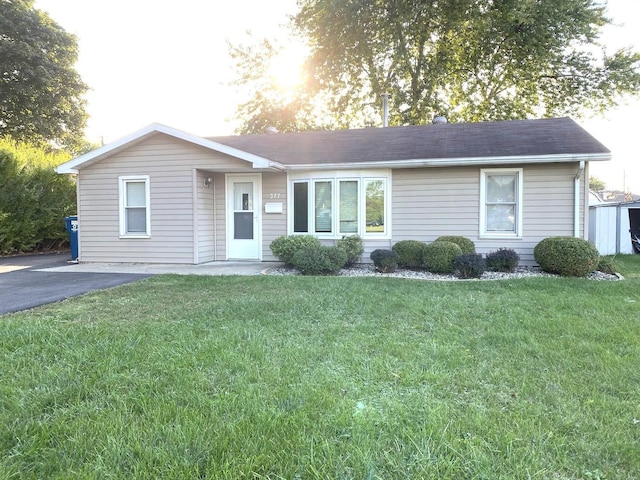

64,215,78,261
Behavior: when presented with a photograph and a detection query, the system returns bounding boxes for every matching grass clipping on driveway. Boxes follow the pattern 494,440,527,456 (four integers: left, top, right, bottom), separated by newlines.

1,272,639,479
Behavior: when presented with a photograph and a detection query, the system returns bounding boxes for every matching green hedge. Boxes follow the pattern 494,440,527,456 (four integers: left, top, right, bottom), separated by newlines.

435,236,476,254
0,149,76,254
486,248,520,273
337,235,364,266
291,245,347,275
270,235,321,266
392,240,425,268
370,249,399,273
533,237,600,277
423,241,462,274
455,253,486,279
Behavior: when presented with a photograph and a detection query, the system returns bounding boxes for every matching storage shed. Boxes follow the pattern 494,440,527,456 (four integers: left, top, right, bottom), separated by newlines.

589,201,640,254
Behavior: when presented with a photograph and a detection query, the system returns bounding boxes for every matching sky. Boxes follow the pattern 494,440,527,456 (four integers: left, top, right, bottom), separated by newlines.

34,0,640,193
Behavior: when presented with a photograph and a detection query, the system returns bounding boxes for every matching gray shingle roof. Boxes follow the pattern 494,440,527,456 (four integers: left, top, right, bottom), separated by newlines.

210,117,609,166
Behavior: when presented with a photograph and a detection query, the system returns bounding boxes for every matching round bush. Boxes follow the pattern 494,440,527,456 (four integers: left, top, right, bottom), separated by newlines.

370,249,399,273
454,253,486,279
337,235,364,266
435,236,476,254
486,248,520,273
533,237,600,277
422,241,462,274
270,235,321,266
291,245,347,275
392,240,425,268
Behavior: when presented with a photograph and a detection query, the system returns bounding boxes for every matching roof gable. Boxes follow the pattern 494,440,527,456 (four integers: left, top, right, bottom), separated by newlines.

55,123,282,174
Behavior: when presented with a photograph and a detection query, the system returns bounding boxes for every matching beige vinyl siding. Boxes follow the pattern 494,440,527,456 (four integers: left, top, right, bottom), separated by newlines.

392,163,584,265
392,167,479,240
195,170,215,263
261,172,288,261
213,175,227,261
78,134,254,263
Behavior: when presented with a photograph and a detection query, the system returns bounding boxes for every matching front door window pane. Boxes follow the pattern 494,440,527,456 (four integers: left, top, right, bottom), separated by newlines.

315,181,332,233
365,179,385,233
234,182,253,211
339,180,358,233
233,182,254,239
234,212,254,239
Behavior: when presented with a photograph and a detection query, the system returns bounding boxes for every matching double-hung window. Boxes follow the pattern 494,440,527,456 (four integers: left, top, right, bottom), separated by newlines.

291,173,389,237
119,175,150,237
480,168,522,238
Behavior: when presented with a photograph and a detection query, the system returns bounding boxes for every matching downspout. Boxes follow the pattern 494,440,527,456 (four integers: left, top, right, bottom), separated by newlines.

574,161,585,237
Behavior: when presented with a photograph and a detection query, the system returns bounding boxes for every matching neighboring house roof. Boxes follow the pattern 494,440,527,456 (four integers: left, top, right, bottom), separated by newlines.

590,189,640,204
56,117,610,174
589,199,640,209
210,117,610,170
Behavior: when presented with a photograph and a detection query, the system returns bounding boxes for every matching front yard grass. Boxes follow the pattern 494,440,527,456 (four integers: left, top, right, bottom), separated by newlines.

1,258,639,479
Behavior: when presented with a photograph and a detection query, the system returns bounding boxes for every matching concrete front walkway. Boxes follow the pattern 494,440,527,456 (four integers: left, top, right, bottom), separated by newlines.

1,255,282,314
40,261,280,276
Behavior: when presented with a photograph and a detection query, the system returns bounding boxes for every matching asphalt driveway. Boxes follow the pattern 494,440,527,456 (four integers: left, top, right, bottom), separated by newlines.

0,253,150,315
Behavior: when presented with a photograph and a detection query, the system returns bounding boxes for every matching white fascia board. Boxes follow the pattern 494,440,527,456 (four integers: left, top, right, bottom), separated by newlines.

283,152,612,171
55,123,283,174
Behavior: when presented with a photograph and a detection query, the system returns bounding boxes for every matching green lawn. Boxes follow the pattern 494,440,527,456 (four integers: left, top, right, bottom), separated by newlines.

1,256,639,479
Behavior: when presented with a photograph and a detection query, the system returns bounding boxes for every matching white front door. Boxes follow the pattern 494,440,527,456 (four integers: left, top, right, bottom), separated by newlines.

227,174,261,259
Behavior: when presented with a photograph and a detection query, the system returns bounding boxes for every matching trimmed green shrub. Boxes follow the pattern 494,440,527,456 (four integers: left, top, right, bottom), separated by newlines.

337,235,364,266
270,235,321,266
596,256,618,275
435,236,476,254
370,249,399,273
486,248,520,273
455,253,486,279
423,241,462,274
392,240,425,268
291,245,348,275
533,237,600,277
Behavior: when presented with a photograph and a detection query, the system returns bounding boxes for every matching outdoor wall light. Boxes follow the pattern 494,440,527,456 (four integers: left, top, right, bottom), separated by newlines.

204,177,212,188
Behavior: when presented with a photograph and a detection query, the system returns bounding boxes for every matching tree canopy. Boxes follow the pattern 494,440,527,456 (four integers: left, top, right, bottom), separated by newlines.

0,0,88,150
232,0,640,133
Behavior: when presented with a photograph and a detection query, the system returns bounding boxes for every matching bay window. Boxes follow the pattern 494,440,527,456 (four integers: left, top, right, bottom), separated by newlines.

290,173,389,237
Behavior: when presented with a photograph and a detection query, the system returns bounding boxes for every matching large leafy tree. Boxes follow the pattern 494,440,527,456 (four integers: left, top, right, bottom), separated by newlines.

229,37,338,134
0,0,88,150
233,0,640,132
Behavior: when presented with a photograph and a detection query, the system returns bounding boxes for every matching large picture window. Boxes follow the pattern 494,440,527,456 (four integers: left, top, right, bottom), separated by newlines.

480,168,522,238
290,174,388,237
119,176,150,237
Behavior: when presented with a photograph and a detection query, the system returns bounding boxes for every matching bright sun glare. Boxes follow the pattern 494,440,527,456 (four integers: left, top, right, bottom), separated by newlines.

267,45,308,92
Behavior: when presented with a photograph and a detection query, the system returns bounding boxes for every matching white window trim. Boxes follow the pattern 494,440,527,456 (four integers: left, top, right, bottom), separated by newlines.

288,170,391,239
479,168,523,239
119,175,151,238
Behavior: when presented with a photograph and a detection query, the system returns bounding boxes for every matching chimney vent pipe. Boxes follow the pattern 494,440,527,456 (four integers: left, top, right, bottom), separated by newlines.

381,93,391,127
